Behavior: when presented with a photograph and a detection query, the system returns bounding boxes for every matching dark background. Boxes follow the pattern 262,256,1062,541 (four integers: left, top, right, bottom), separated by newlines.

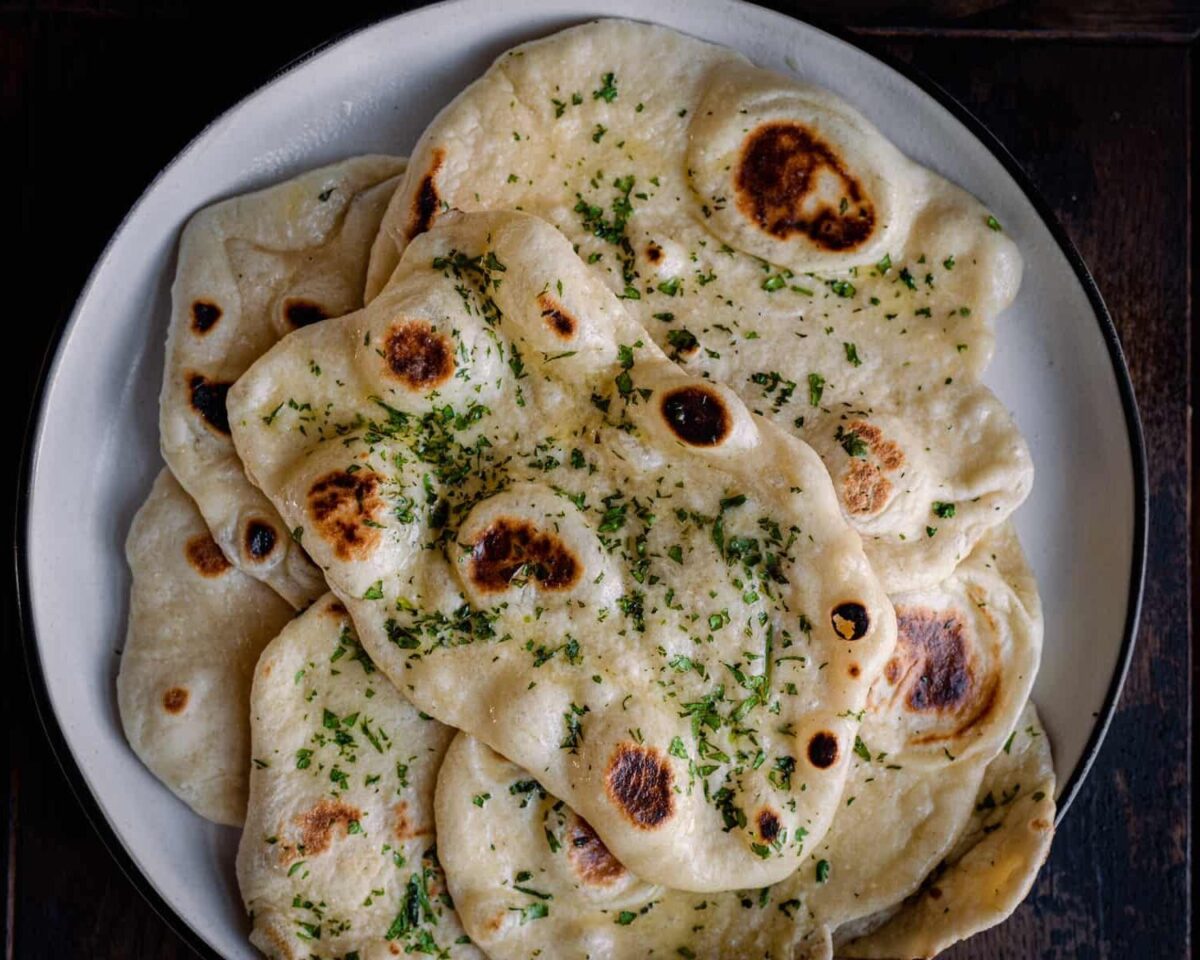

3,1,1194,957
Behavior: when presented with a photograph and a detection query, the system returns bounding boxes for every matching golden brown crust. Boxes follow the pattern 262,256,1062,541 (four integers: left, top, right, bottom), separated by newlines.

842,459,892,516
408,148,445,241
282,798,364,860
392,800,433,841
605,744,674,829
735,122,875,250
384,320,455,389
185,532,232,577
468,517,581,593
307,470,384,561
566,815,626,885
537,292,577,338
886,606,999,744
161,686,189,714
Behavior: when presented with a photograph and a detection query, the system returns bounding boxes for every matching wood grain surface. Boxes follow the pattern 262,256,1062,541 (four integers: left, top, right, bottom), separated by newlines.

3,2,1193,958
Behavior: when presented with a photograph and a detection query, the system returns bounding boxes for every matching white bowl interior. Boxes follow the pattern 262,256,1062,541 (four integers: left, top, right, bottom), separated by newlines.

23,1,1139,956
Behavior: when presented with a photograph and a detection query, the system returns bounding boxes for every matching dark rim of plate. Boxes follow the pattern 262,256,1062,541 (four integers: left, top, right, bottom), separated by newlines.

13,3,1148,957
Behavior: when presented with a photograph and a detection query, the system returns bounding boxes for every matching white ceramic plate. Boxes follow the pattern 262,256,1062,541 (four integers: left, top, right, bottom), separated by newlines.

18,2,1146,956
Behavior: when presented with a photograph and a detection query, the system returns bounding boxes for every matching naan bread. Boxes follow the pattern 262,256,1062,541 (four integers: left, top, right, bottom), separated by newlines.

435,703,1052,960
432,529,1046,957
236,593,480,960
863,522,1041,768
434,732,828,960
367,19,1030,591
228,209,896,891
161,155,405,608
118,469,294,826
838,703,1055,958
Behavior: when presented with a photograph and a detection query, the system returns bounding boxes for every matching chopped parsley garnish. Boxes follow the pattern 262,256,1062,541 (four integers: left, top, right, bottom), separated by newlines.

807,372,825,407
835,425,868,458
593,72,618,102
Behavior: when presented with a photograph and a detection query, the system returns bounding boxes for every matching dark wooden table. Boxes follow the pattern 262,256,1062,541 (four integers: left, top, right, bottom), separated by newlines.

3,2,1193,957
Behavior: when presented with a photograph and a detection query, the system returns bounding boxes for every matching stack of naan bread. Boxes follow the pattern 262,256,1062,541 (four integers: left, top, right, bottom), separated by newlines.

118,20,1054,960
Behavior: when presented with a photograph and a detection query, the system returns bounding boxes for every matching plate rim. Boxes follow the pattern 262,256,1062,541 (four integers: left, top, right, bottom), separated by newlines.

13,3,1148,956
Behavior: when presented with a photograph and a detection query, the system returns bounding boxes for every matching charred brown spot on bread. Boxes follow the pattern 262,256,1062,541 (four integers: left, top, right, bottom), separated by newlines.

1031,818,1052,831
162,687,189,714
185,533,231,577
483,911,507,934
392,801,432,841
891,607,974,712
293,799,363,857
326,601,348,618
307,470,384,560
661,385,731,446
283,297,330,329
408,148,445,240
848,663,861,678
888,606,999,743
847,419,905,470
832,602,870,641
645,242,663,263
537,292,576,338
807,731,839,769
756,808,781,843
605,744,674,829
842,459,892,515
186,373,232,434
566,815,626,885
244,520,276,561
384,320,454,389
468,517,580,593
190,300,221,334
929,886,944,901
735,121,875,250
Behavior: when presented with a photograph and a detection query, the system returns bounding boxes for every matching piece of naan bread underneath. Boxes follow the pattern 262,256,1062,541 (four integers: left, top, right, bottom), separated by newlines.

161,154,405,608
434,702,1052,960
837,702,1056,958
434,732,831,960
861,521,1042,769
117,468,294,826
367,19,1031,592
433,531,1048,958
236,593,481,960
228,209,896,891
790,525,1041,938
